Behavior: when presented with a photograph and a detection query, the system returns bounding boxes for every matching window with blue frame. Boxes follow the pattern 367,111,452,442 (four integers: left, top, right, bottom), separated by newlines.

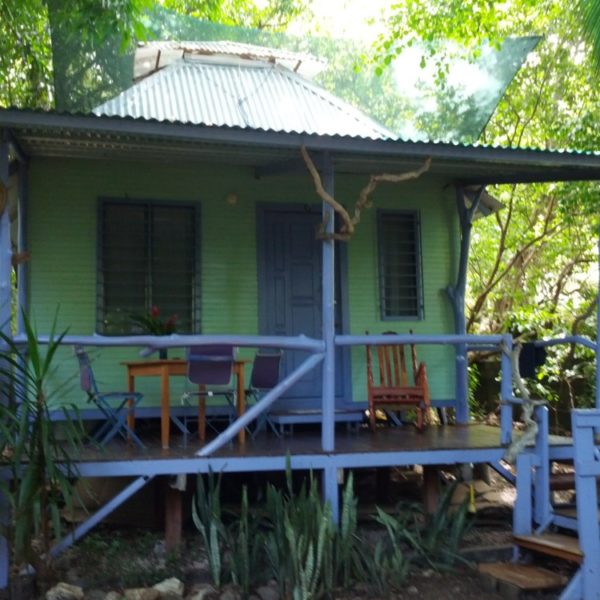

97,200,200,334
378,210,423,320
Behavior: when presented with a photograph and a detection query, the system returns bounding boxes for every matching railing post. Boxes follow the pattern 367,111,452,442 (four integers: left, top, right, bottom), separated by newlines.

572,410,600,599
533,405,551,528
322,466,339,524
500,335,514,445
595,230,600,412
321,153,335,454
513,451,533,536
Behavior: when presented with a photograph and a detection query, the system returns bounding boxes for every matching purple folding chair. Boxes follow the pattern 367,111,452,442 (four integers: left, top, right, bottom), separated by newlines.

245,351,282,437
74,345,144,448
181,345,235,445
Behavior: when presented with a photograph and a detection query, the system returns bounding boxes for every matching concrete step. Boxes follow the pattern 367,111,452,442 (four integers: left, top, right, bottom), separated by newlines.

513,532,582,563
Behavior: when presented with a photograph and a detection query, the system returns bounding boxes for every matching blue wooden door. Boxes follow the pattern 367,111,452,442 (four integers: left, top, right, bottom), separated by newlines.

258,207,348,410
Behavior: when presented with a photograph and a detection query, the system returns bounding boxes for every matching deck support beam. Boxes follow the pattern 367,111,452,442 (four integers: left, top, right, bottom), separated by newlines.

321,152,335,453
0,133,11,334
165,482,183,551
0,134,10,591
50,475,153,558
16,159,28,335
447,185,483,423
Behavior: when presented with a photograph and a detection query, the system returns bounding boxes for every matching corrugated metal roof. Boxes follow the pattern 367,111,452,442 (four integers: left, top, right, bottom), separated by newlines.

5,108,600,187
93,59,396,140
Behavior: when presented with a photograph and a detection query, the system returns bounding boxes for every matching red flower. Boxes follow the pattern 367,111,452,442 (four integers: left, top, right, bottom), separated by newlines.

131,307,178,335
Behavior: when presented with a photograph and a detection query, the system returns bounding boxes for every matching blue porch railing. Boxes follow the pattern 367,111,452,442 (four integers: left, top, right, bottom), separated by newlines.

5,331,523,456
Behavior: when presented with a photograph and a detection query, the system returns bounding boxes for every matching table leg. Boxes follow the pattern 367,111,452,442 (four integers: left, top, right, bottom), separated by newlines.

161,366,170,450
236,363,245,445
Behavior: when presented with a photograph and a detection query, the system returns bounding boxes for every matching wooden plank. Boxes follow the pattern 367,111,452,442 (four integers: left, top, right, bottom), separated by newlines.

553,505,600,519
513,533,582,563
479,563,568,591
549,472,575,490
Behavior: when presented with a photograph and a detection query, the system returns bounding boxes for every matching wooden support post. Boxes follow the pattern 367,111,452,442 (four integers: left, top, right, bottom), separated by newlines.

165,482,183,552
422,465,440,515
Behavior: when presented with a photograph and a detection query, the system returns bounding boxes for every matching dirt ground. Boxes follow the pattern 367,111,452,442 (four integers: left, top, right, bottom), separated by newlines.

11,465,576,599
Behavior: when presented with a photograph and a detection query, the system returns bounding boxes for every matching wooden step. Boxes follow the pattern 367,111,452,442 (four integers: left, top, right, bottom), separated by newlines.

479,562,568,594
513,532,582,563
549,472,575,490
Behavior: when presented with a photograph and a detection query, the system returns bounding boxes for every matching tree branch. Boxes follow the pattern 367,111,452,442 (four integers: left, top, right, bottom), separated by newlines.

301,146,432,240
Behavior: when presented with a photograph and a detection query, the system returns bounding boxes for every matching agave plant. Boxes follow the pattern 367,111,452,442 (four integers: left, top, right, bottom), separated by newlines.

192,471,228,589
0,311,84,592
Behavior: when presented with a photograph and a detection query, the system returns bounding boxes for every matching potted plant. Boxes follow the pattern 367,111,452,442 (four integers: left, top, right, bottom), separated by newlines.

130,306,178,359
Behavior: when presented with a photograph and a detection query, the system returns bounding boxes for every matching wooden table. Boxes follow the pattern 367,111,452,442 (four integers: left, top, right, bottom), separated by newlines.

122,358,248,450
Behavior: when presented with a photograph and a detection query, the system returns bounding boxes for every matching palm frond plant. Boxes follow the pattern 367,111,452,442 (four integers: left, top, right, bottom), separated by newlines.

580,0,600,69
0,310,85,593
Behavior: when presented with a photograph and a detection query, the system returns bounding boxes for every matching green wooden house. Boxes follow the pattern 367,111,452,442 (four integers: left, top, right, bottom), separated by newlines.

2,40,600,562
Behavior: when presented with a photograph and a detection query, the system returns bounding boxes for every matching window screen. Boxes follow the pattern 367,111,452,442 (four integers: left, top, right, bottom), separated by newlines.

378,211,422,319
97,200,199,334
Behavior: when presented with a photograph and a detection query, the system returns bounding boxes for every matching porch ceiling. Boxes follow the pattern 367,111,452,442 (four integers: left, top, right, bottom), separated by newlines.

2,109,600,185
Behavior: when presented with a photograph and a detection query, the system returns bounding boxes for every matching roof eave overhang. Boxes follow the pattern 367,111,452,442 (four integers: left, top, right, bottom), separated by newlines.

2,110,600,186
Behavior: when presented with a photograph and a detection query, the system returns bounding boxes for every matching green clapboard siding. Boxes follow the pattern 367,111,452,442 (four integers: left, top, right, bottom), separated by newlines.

27,158,458,410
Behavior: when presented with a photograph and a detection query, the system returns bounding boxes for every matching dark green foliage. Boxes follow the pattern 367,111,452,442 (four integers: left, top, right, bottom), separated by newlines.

383,483,473,572
262,468,334,600
191,467,373,599
228,487,264,595
0,311,84,587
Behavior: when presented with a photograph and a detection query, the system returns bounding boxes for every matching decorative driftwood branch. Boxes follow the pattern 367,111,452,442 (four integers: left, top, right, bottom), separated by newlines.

301,146,432,241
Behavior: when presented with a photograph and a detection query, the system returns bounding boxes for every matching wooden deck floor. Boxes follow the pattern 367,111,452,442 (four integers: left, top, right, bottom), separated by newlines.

74,423,573,476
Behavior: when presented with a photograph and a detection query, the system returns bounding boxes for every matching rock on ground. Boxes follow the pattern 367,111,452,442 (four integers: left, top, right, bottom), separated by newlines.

153,577,184,598
185,583,218,600
46,582,85,600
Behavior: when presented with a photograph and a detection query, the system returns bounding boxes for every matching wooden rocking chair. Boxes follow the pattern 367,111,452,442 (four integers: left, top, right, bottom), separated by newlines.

366,331,431,432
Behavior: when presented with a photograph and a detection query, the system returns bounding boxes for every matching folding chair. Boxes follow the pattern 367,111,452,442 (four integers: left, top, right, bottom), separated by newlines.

181,345,235,445
245,351,282,437
74,345,144,448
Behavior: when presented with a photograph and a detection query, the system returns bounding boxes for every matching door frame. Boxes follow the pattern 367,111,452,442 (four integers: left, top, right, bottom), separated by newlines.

256,202,353,405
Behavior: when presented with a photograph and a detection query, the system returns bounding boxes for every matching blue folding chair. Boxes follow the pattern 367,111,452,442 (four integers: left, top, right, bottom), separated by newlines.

181,345,235,445
74,345,144,448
